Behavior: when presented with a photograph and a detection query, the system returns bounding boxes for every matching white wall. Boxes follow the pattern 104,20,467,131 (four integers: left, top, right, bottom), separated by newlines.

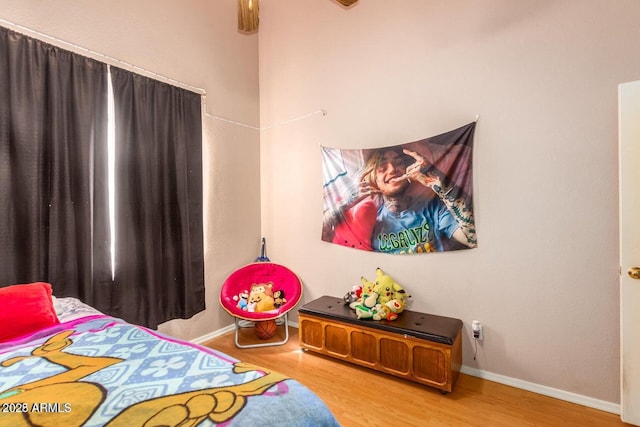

0,0,262,341
258,0,640,404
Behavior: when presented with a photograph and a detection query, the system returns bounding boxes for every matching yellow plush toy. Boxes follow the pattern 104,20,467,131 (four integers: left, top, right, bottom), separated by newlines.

350,268,410,321
247,282,276,312
372,267,410,305
349,276,376,310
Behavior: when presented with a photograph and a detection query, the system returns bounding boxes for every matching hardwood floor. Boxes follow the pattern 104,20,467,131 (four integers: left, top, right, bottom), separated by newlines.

203,325,631,427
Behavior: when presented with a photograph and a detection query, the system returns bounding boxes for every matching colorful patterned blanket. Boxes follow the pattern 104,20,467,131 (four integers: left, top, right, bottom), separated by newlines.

0,314,339,427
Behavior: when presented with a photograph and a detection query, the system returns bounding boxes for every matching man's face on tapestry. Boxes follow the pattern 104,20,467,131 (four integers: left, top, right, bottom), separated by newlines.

375,150,409,197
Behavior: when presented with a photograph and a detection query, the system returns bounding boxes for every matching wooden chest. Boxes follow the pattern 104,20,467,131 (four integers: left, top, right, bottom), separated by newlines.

298,296,462,393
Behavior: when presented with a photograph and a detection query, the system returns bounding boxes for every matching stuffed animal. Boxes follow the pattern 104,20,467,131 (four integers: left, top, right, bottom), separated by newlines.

348,268,410,321
343,284,362,304
354,304,376,319
247,282,276,312
354,301,384,320
233,290,249,310
373,267,410,305
273,289,287,308
373,299,406,321
349,277,376,310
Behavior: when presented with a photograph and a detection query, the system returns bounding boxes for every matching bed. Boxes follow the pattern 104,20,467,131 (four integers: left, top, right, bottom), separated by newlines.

0,282,339,427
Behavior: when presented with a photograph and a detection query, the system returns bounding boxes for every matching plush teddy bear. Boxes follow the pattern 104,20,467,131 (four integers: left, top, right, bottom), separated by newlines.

247,282,276,312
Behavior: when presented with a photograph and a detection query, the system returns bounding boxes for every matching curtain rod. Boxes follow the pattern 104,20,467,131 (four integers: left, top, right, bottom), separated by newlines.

0,18,328,131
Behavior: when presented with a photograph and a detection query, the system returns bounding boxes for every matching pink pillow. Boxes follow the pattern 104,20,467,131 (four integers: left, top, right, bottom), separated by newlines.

0,282,60,342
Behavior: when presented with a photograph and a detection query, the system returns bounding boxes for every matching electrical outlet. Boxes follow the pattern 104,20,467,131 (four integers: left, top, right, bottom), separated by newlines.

472,320,483,341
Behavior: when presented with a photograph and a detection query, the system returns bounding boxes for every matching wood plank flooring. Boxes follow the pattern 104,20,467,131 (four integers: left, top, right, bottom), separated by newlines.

203,325,631,427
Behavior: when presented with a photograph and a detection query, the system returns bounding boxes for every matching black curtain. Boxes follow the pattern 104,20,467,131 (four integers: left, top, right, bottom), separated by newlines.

0,26,110,301
109,66,204,328
0,28,204,329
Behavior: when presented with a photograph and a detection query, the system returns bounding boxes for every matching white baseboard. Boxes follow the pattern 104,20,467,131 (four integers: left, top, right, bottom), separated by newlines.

460,365,620,415
192,325,618,416
191,320,300,345
191,324,235,345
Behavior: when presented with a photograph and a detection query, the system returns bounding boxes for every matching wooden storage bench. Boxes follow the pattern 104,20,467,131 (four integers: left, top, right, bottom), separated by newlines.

298,295,463,393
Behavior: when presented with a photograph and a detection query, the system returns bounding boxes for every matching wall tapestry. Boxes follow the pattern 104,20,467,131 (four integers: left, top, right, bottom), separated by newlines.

321,122,477,254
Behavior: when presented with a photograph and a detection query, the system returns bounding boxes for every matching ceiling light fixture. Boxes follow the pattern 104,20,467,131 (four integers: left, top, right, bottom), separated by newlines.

238,0,259,33
238,0,359,33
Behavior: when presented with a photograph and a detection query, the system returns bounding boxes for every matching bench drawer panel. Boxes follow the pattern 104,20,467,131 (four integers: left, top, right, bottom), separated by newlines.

350,330,377,364
380,337,410,374
325,324,349,356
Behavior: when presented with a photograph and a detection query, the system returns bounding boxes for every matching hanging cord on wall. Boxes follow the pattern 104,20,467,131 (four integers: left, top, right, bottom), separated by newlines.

0,18,327,131
203,96,327,131
261,109,328,130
